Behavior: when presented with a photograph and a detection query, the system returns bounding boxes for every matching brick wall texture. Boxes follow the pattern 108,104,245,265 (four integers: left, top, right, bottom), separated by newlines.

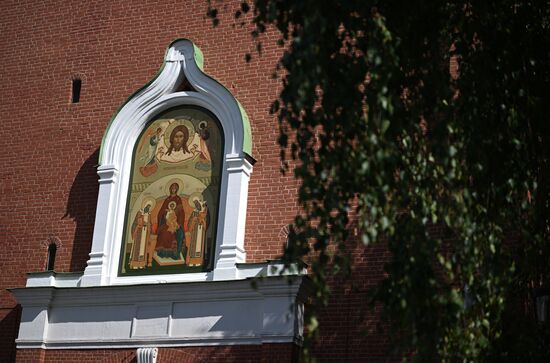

16,345,299,363
0,1,389,362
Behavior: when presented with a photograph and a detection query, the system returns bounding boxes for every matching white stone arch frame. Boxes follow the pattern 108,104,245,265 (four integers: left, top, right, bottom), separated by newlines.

82,39,254,286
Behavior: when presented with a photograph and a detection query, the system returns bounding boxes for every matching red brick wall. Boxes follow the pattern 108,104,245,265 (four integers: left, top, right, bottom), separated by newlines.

16,344,298,363
0,0,291,278
16,348,135,363
311,241,393,362
0,1,386,362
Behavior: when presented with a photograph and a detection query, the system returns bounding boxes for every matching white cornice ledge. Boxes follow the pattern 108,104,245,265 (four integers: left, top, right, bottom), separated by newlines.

10,276,308,350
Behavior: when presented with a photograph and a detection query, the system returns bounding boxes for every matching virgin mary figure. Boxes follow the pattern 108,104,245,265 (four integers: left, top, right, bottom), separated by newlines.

155,181,186,260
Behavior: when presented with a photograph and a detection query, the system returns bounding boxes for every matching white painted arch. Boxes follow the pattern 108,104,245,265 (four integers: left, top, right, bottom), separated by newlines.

82,39,254,286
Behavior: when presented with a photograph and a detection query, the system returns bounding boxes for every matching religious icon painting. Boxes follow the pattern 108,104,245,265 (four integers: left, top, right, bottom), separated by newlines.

118,106,223,276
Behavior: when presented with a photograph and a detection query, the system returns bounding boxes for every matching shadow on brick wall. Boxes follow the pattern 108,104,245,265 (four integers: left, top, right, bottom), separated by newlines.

310,217,394,362
65,149,100,272
0,306,21,363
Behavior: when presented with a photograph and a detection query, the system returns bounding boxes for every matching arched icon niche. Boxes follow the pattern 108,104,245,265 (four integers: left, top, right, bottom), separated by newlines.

118,105,223,276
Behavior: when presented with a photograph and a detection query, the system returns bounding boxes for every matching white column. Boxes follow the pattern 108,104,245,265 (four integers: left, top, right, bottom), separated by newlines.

213,155,253,280
81,165,119,286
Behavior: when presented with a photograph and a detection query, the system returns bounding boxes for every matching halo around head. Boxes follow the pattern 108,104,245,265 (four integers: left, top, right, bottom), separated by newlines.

163,118,195,147
164,178,184,195
141,196,156,210
188,192,204,208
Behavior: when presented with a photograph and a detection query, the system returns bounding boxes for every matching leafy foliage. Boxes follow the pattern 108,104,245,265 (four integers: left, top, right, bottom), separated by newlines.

209,1,550,361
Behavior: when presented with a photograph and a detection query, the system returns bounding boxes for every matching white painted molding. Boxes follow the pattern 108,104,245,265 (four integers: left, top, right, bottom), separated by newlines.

213,156,253,280
137,347,158,363
25,262,306,288
82,39,254,286
11,276,306,349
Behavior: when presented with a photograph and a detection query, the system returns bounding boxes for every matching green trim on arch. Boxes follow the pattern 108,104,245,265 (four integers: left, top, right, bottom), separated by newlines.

192,43,204,70
237,100,252,155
